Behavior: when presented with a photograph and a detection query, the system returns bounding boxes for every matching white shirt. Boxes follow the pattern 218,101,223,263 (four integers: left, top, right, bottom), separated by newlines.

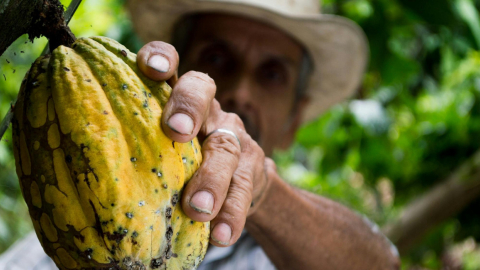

0,231,276,270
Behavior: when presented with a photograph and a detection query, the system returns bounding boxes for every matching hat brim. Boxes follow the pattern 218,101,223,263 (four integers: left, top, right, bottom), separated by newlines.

128,0,369,123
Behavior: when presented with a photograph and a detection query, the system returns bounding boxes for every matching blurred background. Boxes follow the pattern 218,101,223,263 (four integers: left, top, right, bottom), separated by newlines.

1,0,480,269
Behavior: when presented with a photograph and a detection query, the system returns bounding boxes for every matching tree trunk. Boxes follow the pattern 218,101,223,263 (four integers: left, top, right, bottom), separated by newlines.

383,149,480,254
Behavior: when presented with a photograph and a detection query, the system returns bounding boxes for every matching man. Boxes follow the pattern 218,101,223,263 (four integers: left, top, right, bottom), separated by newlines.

0,0,400,269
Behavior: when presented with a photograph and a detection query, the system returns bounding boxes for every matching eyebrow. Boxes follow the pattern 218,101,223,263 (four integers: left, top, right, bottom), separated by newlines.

194,34,299,70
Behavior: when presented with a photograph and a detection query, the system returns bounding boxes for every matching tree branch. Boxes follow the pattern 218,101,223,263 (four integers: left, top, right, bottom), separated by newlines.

0,0,75,57
382,149,480,254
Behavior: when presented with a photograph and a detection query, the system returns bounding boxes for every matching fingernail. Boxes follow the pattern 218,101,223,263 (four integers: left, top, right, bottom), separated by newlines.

147,54,170,73
189,191,214,214
167,113,194,135
211,223,232,245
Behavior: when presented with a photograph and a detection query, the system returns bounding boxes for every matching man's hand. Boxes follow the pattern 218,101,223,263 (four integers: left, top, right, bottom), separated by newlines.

137,41,272,247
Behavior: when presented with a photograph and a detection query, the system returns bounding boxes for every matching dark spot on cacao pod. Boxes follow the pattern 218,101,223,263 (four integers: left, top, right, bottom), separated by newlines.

130,157,137,162
172,253,178,258
111,203,115,207
182,157,187,163
103,110,108,115
132,231,138,237
172,141,175,148
138,201,145,206
190,220,194,225
101,221,108,225
190,160,194,165
143,100,148,107
106,231,126,244
80,143,89,151
166,250,172,260
165,207,172,219
133,112,138,115
171,193,179,206
151,258,163,268
251,201,254,208
123,229,128,234
126,212,133,219
6,59,10,64
63,67,70,71
166,227,173,241
123,257,133,266
81,248,94,260
115,178,119,182
155,189,158,193
102,83,107,87
122,84,128,90
187,243,191,247
121,50,127,57
65,155,72,163
151,168,156,173
148,93,152,98
85,79,92,82
13,69,15,74
20,51,24,53
150,225,153,230
163,184,167,189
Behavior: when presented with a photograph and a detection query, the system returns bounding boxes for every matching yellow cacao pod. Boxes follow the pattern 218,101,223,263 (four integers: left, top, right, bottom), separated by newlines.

11,36,209,270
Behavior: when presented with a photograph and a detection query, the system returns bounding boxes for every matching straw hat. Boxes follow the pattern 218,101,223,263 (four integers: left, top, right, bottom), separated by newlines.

127,0,369,123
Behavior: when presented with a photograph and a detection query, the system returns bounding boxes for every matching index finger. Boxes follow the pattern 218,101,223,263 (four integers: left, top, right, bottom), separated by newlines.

137,41,179,82
161,72,217,143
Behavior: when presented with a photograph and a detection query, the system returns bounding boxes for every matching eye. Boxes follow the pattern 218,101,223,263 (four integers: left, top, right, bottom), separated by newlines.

198,44,233,73
258,61,288,86
206,51,225,66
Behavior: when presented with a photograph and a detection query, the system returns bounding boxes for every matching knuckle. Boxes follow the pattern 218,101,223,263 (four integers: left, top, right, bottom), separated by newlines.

241,133,260,154
233,168,254,190
225,196,247,216
211,99,222,112
226,184,252,214
174,89,205,113
205,134,241,158
201,163,231,186
226,113,245,129
192,71,216,85
147,41,175,53
184,71,216,86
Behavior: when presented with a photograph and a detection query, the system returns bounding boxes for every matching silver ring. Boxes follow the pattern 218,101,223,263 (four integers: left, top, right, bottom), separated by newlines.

206,128,241,148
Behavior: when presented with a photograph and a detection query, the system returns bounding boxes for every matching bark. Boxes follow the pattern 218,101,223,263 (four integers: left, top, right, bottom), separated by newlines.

0,0,75,56
382,149,480,254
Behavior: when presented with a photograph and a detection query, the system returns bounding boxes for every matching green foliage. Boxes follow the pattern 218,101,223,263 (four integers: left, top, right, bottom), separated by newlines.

275,0,480,267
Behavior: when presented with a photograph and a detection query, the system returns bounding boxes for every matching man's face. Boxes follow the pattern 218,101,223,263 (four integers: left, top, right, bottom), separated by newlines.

179,14,306,156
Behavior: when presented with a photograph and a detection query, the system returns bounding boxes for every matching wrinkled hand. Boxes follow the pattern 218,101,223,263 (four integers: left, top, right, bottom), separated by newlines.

137,42,273,247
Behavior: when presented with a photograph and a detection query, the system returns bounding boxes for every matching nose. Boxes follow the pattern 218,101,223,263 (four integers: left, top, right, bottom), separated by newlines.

217,77,254,113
